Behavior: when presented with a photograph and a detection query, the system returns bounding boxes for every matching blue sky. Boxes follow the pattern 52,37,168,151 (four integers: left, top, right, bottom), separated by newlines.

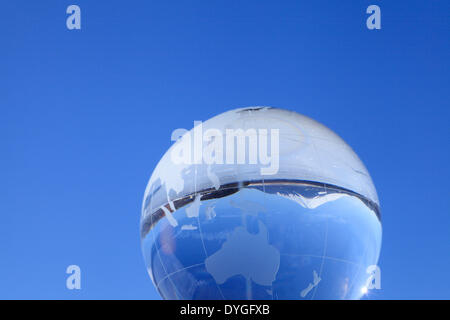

1,1,449,299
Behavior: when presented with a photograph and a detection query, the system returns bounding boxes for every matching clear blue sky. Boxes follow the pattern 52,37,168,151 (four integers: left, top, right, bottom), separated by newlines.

1,1,449,299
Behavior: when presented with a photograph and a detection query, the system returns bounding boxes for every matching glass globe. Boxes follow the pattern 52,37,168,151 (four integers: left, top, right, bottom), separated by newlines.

141,107,381,300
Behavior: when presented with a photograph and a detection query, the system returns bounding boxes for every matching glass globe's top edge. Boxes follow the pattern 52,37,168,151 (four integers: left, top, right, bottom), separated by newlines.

141,107,380,224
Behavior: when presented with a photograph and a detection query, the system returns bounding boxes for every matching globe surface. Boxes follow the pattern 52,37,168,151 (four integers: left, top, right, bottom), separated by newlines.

141,107,381,300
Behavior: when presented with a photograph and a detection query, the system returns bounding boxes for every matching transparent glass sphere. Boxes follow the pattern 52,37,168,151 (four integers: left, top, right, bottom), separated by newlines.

141,107,381,300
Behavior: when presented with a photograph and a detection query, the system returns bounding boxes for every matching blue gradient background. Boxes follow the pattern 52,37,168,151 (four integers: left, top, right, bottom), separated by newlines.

1,1,449,299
